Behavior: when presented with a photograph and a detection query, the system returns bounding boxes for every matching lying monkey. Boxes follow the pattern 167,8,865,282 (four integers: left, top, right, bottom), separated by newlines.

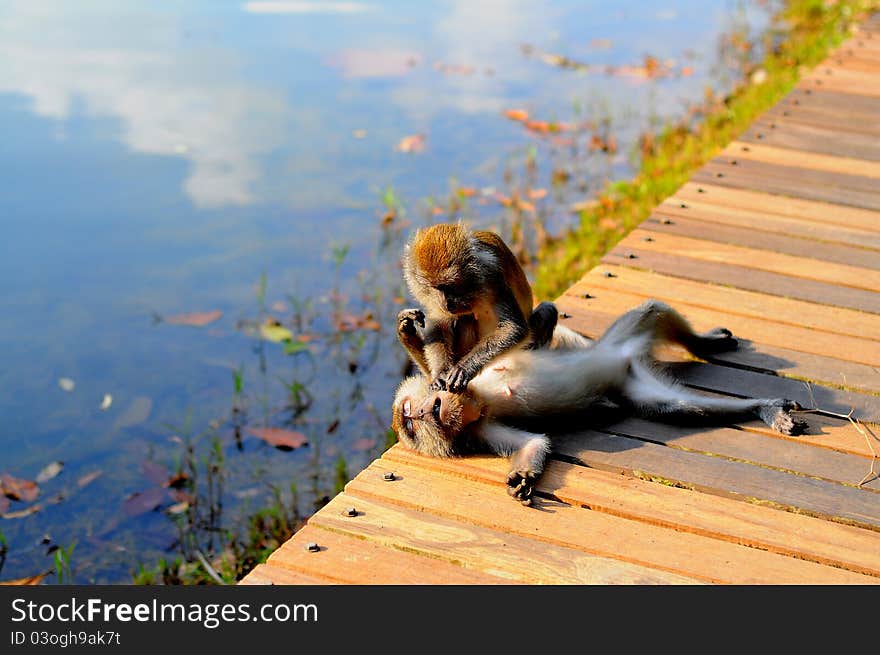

391,299,806,504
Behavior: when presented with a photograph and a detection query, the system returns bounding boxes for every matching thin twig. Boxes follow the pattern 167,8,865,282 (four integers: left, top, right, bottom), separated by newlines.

195,550,227,585
844,409,878,488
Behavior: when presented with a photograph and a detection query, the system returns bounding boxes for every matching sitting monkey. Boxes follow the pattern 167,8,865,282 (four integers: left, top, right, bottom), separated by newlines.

391,299,806,504
401,222,557,393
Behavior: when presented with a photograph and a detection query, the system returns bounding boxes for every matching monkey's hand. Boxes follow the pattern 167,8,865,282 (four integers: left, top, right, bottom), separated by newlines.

442,364,474,393
397,308,425,335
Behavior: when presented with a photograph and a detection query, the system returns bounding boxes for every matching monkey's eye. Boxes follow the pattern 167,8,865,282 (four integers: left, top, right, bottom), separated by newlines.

432,396,442,422
404,418,414,435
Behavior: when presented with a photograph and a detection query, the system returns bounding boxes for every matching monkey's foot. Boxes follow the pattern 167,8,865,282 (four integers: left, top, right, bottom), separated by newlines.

759,399,807,436
397,308,425,335
692,327,738,356
506,469,538,506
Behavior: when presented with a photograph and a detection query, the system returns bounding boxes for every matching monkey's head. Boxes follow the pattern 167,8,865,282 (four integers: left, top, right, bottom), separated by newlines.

391,375,484,457
402,222,488,316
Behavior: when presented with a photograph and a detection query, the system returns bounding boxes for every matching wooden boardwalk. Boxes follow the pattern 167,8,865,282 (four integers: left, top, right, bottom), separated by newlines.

241,17,880,585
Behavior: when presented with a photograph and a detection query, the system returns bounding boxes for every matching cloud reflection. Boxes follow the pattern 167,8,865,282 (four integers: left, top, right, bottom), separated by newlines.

0,2,289,208
243,1,374,14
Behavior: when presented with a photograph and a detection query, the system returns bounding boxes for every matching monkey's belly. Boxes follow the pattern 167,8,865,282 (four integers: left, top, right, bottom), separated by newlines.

469,349,626,417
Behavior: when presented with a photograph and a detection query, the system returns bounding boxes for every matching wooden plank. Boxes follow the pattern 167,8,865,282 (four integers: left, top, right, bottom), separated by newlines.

642,214,880,270
664,357,880,422
657,192,880,252
821,56,880,74
722,141,880,179
611,230,880,294
238,563,334,585
309,492,702,584
779,87,880,120
267,525,509,584
675,181,880,233
385,446,880,578
601,416,880,492
575,263,880,341
761,104,880,137
550,430,880,531
562,274,880,367
695,160,880,210
734,124,880,165
601,247,880,315
799,69,880,97
347,458,874,584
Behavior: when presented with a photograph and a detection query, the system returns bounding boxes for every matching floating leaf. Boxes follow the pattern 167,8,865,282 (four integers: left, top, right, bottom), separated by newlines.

166,472,190,489
114,396,153,429
282,340,310,355
527,188,548,200
3,504,42,519
336,312,381,332
164,310,222,327
395,133,426,153
1,474,39,503
503,108,529,122
99,394,113,411
141,461,169,486
260,320,294,343
352,129,367,139
166,501,189,515
122,487,167,517
352,437,377,452
35,461,63,484
77,470,102,488
247,427,309,451
0,572,49,586
58,377,75,392
169,489,195,505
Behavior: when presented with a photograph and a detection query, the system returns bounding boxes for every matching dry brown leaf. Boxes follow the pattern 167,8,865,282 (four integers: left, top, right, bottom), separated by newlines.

247,427,309,451
164,310,223,327
1,473,39,503
77,470,102,488
395,134,426,153
0,572,49,586
352,437,377,452
141,461,169,486
503,108,529,122
3,504,42,519
122,487,167,517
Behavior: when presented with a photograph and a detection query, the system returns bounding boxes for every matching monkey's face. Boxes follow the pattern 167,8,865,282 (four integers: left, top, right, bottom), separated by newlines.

402,222,482,317
391,376,482,457
434,280,477,316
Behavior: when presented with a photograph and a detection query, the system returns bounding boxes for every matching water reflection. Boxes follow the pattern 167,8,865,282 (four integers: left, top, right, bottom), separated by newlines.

0,2,290,208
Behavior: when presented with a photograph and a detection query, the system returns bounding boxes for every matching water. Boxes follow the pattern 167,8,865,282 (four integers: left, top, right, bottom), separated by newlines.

0,0,774,582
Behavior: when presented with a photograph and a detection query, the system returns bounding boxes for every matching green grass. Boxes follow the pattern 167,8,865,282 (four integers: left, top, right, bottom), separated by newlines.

532,0,878,301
